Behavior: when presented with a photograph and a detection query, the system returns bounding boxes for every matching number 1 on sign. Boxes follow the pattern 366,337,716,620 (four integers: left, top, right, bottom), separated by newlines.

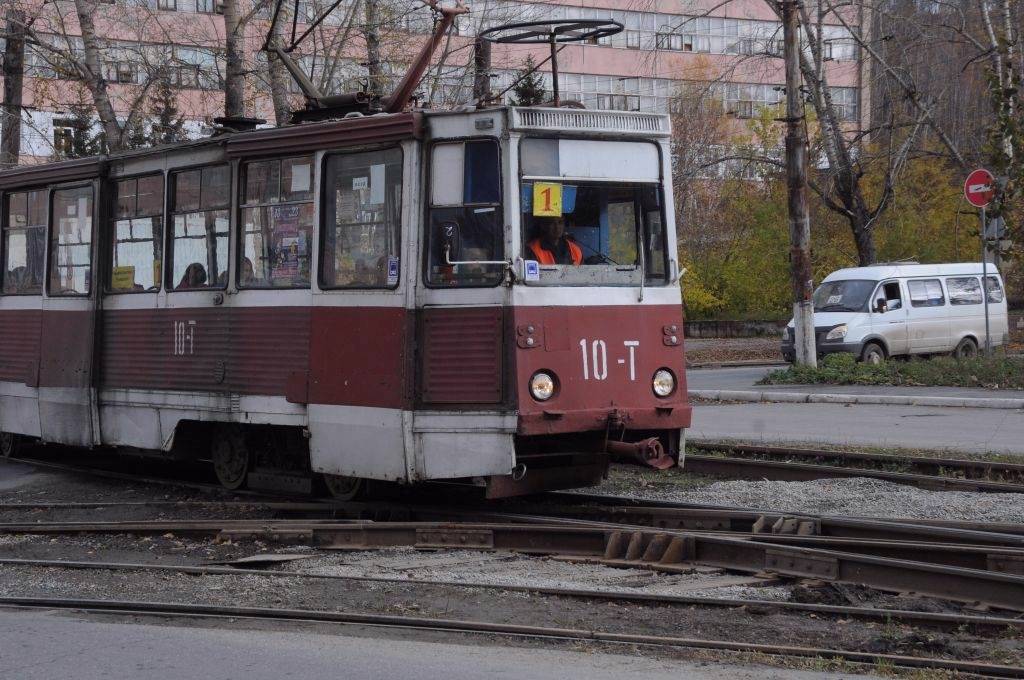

533,182,562,217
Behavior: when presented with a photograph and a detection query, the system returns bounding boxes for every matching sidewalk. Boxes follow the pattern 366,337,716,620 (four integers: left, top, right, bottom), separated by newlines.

688,366,1024,410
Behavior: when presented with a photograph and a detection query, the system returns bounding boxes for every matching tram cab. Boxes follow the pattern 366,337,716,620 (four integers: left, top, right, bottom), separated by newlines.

0,105,689,498
408,106,691,495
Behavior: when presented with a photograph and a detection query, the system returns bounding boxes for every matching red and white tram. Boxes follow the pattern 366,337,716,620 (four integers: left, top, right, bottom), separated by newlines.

0,104,691,497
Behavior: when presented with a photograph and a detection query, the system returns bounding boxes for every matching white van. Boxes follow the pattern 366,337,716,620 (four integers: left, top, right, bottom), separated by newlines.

781,263,1010,363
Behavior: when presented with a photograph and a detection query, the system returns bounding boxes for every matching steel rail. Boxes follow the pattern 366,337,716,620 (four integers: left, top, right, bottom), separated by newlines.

693,440,1024,478
2,597,1021,677
3,556,1021,634
683,454,1024,493
4,518,1019,606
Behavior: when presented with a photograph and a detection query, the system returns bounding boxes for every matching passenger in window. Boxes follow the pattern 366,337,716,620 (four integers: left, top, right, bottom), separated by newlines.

177,262,207,289
528,216,582,266
240,257,256,286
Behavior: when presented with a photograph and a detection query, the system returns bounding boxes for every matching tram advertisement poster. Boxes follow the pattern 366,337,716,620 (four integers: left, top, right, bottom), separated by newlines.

270,204,307,281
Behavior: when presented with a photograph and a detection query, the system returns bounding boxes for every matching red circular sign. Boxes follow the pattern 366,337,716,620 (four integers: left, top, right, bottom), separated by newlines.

964,168,995,207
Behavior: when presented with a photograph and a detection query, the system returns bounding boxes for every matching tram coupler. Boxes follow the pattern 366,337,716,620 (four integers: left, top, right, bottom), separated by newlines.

606,437,675,470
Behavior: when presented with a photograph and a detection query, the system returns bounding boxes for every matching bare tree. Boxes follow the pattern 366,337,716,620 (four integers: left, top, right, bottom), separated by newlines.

1,6,27,166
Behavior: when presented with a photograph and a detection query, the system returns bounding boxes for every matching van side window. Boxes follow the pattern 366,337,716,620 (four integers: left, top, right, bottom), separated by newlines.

907,279,945,307
169,165,230,290
109,174,164,293
49,185,94,296
2,189,46,295
878,281,901,311
946,277,982,305
985,276,1004,303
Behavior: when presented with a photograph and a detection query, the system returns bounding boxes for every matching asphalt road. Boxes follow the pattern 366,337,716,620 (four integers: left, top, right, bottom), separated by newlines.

0,609,880,680
689,401,1024,455
687,366,1023,400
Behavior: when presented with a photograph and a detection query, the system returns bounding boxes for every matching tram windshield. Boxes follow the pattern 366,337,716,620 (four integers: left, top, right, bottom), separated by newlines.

518,138,668,286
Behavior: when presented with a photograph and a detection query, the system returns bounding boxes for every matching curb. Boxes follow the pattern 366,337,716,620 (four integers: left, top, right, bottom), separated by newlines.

687,360,789,369
690,389,1024,410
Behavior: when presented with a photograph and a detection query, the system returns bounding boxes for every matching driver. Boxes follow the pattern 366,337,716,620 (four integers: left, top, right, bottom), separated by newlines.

527,216,582,266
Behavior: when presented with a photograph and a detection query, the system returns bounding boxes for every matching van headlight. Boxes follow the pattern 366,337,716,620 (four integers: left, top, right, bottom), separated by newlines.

652,368,675,397
530,372,556,401
825,324,847,341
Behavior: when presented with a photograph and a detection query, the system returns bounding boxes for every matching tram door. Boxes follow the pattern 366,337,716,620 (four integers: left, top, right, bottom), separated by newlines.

38,182,99,446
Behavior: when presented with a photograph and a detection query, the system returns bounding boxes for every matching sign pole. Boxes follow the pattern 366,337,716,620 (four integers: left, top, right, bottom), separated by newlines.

981,205,991,356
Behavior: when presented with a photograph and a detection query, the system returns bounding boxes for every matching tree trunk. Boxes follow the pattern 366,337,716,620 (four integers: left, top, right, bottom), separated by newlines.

75,0,124,151
851,212,877,266
267,6,292,126
1,8,26,167
364,0,383,98
222,0,246,117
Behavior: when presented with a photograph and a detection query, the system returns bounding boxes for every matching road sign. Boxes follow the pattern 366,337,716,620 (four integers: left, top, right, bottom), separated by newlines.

964,168,995,208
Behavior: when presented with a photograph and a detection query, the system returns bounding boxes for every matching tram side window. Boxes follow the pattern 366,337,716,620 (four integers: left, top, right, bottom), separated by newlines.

427,139,503,287
320,147,403,289
240,156,314,288
2,190,46,295
169,165,230,290
109,174,164,292
49,186,94,296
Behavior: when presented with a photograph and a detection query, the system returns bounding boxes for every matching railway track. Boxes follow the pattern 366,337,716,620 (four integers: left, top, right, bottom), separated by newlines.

687,441,1024,493
4,518,1024,611
2,596,1022,678
5,454,1024,674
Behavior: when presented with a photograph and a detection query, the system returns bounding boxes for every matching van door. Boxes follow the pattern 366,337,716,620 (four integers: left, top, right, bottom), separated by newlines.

871,279,908,356
906,278,950,352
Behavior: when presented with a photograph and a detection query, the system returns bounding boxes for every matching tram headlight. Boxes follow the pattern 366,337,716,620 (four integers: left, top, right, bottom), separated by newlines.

652,368,676,397
529,372,556,401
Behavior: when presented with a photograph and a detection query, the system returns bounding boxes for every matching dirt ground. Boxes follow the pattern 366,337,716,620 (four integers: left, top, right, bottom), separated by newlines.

1,459,1022,675
686,338,782,365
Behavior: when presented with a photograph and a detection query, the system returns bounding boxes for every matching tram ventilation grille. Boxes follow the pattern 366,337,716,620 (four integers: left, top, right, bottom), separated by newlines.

511,108,669,136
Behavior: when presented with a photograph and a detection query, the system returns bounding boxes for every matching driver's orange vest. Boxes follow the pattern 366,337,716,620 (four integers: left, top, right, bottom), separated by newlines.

528,238,582,265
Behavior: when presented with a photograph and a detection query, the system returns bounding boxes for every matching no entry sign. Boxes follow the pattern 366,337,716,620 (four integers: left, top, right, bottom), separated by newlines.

964,168,995,208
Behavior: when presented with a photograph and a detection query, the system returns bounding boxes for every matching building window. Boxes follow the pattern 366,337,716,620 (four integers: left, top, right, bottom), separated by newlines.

2,190,46,295
169,165,230,290
321,148,404,289
109,174,164,293
196,0,216,12
49,185,94,296
239,156,315,289
157,0,177,10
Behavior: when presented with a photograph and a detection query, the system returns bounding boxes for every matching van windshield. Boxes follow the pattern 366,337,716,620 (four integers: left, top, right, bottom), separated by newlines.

813,279,876,312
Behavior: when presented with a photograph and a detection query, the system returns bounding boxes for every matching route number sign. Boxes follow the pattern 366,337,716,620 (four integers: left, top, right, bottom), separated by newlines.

533,182,563,217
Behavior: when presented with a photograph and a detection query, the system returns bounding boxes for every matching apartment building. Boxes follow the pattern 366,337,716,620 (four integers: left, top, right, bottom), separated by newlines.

3,0,863,160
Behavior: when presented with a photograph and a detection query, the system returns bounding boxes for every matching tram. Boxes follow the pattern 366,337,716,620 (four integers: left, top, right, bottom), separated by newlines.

0,13,691,499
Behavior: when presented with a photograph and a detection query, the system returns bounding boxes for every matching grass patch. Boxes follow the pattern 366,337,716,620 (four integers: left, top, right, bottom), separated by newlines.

759,352,1024,390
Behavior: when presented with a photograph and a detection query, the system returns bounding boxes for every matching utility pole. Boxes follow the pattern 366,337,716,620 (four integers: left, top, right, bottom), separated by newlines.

781,0,816,367
1,8,26,168
364,0,383,98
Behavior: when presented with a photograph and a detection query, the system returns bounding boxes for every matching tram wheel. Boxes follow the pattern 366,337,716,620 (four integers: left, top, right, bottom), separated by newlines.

211,427,250,490
320,474,365,501
0,432,20,458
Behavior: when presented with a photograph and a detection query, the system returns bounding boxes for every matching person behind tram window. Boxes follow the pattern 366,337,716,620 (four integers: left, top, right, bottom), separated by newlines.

528,216,582,266
177,262,207,290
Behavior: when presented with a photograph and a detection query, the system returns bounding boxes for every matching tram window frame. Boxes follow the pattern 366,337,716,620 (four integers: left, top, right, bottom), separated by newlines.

107,173,165,294
319,146,404,291
47,184,95,297
424,138,505,288
238,155,315,290
167,164,231,292
2,188,48,296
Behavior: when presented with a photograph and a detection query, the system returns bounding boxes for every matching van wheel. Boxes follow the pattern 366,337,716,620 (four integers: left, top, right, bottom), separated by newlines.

860,342,886,365
954,337,978,360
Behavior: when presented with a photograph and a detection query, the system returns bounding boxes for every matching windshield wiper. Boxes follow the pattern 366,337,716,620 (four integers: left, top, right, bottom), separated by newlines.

816,304,852,312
